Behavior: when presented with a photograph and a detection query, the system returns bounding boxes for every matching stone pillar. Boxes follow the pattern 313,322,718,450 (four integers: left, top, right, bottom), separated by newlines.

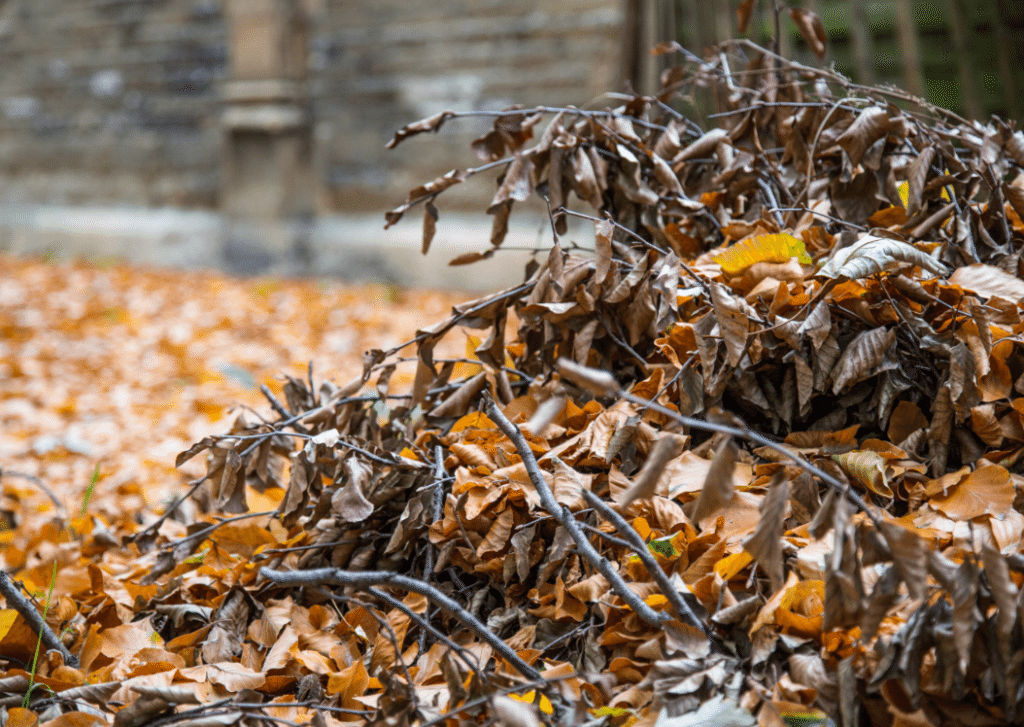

221,0,314,275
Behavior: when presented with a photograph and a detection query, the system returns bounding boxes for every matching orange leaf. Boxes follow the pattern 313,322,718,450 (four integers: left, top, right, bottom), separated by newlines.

927,463,1014,520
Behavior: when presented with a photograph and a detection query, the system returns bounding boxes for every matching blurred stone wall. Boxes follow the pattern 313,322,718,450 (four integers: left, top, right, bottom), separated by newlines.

0,0,226,208
0,0,625,214
315,0,624,211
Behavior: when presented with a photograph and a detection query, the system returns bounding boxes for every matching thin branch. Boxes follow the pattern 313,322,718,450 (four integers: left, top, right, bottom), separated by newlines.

0,469,66,516
557,358,883,529
258,566,541,680
482,395,668,628
579,490,708,635
351,586,482,676
130,477,205,543
420,444,446,653
165,510,276,550
0,570,77,667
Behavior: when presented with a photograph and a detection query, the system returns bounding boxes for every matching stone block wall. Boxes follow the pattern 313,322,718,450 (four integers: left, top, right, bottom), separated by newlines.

0,0,227,208
314,0,624,211
0,0,626,214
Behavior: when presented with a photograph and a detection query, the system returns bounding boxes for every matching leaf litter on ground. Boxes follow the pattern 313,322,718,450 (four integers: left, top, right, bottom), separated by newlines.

5,34,1024,727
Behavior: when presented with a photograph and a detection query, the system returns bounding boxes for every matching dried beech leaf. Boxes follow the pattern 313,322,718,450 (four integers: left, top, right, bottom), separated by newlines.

817,235,948,279
386,110,455,149
831,450,893,499
926,463,1014,520
797,300,831,351
690,436,738,523
879,520,928,600
836,106,890,167
594,219,614,283
742,471,790,593
710,283,750,367
981,537,1017,665
948,263,1024,300
618,433,686,507
423,201,438,255
332,456,375,523
736,0,756,34
788,7,828,59
830,327,896,394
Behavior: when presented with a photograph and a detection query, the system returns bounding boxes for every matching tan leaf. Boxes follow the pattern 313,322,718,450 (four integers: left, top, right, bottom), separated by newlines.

952,559,979,674
836,107,890,167
551,457,588,511
798,300,832,350
422,201,438,255
981,536,1017,667
887,400,929,445
929,381,953,477
736,0,756,34
831,450,894,499
332,456,375,523
690,436,739,523
617,433,686,507
948,263,1024,300
970,403,1003,447
788,7,828,58
710,283,750,367
386,110,455,149
926,463,1014,520
478,507,515,558
830,327,896,394
742,471,790,593
594,219,614,283
879,520,928,601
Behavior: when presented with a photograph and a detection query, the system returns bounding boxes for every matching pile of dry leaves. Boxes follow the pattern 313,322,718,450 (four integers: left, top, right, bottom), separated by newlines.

7,36,1024,727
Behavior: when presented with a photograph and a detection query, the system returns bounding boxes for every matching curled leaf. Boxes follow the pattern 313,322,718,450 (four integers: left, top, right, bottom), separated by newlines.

788,8,828,59
831,450,894,499
817,235,947,279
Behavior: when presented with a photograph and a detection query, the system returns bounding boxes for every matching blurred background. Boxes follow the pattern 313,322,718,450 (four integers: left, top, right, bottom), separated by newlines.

0,0,1017,288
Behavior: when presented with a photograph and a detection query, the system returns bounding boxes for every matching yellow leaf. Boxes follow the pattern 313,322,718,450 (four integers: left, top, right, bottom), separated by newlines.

713,233,812,276
450,411,495,434
715,550,754,580
398,447,420,461
508,691,554,715
0,609,18,641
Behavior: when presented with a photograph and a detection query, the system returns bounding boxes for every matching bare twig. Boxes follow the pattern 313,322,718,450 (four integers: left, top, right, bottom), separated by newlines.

420,444,446,653
482,395,668,628
258,566,541,680
557,358,883,529
0,570,77,667
165,510,276,550
130,477,205,543
0,469,66,516
580,489,709,635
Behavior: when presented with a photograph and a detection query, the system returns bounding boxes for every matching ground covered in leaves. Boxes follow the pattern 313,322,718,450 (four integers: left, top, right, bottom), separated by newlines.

7,34,1024,727
0,257,469,726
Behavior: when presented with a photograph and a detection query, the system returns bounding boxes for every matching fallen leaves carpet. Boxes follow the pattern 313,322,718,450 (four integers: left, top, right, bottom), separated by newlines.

0,256,469,727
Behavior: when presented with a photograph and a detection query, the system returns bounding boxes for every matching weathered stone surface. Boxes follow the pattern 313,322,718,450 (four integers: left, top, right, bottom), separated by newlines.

0,0,623,213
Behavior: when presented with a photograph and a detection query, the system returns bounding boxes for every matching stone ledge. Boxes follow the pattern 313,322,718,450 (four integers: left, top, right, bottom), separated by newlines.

0,205,595,290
